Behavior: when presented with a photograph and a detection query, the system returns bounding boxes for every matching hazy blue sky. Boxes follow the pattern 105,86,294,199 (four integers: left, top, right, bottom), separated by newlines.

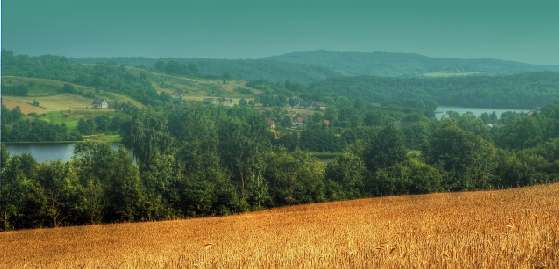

2,0,558,64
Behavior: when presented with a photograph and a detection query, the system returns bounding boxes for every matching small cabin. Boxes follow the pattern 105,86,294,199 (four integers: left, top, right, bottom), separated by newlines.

92,99,109,109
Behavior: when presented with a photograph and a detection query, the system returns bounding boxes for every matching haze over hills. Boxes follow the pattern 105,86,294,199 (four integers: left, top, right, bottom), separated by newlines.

72,50,559,82
5,50,559,110
267,50,559,77
73,57,340,83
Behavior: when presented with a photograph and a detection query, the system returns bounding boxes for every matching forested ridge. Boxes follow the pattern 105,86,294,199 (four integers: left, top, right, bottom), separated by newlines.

73,50,559,79
268,50,559,77
73,56,340,83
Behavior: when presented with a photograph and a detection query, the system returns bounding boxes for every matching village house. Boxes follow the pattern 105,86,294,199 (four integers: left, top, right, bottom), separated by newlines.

203,97,234,106
92,99,109,109
292,116,305,127
266,118,276,130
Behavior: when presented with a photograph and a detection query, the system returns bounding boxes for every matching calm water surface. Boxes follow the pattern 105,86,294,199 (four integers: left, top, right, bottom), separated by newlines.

5,143,132,163
6,143,76,162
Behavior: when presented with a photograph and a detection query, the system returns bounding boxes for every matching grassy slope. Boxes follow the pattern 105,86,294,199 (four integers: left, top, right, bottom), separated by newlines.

1,76,86,96
3,94,96,114
1,76,145,109
1,183,558,268
141,68,261,99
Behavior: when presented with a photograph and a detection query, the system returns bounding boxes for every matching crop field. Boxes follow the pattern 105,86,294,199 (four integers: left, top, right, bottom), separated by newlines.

1,183,558,268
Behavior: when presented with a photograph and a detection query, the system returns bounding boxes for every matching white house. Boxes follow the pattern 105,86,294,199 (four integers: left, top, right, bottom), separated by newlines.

92,99,109,109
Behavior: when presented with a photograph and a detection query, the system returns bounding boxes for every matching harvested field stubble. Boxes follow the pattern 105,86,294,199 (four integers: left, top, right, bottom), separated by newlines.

1,183,558,268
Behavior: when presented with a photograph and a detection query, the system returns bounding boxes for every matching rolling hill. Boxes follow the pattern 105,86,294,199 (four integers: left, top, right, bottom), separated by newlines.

1,183,557,268
268,50,559,77
74,57,341,83
73,50,559,82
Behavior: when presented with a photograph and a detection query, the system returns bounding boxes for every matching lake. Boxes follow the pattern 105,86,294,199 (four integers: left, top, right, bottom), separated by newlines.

5,143,132,163
5,143,76,162
435,106,532,119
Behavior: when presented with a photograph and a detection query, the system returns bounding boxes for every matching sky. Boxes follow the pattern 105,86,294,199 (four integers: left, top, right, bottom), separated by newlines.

2,0,559,64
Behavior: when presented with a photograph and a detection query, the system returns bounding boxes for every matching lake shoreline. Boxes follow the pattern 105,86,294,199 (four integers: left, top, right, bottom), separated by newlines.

2,141,82,145
2,133,122,145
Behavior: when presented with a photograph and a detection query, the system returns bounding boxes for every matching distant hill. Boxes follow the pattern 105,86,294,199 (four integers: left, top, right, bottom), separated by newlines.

268,50,559,77
73,51,559,81
73,57,340,83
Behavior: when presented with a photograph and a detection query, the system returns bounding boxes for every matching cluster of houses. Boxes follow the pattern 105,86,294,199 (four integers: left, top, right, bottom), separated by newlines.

265,116,332,130
311,101,328,110
203,97,234,107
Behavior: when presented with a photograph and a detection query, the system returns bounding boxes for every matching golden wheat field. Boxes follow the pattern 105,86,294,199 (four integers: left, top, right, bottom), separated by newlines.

1,184,558,269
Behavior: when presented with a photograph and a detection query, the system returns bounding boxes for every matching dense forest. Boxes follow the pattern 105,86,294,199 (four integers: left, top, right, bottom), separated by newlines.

307,73,559,108
3,99,559,230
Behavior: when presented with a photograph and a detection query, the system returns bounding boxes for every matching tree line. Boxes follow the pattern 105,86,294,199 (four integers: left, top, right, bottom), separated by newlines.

307,73,559,109
3,102,559,231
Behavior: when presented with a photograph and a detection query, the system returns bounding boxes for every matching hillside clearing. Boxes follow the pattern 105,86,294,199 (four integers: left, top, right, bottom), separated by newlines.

2,94,96,114
1,183,558,268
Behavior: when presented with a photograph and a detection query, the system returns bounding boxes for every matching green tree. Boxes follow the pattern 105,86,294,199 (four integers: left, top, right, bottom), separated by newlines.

364,125,406,171
325,152,366,199
37,161,84,227
494,116,546,150
0,154,47,230
1,144,8,169
141,153,181,219
265,151,326,206
104,148,145,221
426,122,497,190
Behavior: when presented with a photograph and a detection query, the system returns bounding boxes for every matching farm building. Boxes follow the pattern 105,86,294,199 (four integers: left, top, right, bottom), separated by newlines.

92,99,109,109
